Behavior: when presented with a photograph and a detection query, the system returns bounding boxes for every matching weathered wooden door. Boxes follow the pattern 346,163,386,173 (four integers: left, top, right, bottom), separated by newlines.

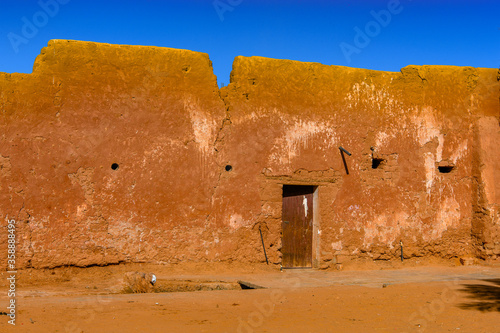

282,186,314,268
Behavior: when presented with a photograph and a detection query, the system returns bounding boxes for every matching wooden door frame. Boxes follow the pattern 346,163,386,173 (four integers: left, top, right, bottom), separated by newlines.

281,184,320,269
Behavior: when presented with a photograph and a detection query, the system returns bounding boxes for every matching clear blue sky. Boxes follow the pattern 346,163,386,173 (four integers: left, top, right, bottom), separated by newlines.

1,0,499,86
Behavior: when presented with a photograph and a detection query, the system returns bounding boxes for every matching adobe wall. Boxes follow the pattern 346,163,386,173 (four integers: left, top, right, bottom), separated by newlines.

0,40,498,269
0,40,227,268
219,57,499,268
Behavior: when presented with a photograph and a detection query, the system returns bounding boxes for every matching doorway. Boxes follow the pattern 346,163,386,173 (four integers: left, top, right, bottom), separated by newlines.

281,185,316,268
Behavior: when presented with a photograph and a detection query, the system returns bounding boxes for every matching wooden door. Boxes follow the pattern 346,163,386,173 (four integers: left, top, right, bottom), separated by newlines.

282,186,314,268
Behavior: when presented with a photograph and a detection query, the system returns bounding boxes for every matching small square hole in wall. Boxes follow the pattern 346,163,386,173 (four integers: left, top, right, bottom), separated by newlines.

438,165,454,173
437,160,455,174
372,158,385,169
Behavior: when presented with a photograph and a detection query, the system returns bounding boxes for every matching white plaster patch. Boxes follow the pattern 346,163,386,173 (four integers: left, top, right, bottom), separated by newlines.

184,97,216,153
232,107,275,124
363,214,387,247
424,152,436,195
344,82,400,112
395,212,412,229
303,196,308,217
450,140,468,164
76,204,87,217
229,214,247,230
375,131,390,147
262,202,277,217
362,212,412,248
431,197,461,239
106,214,145,252
363,225,378,247
436,134,444,162
331,241,343,251
268,119,338,166
412,106,442,146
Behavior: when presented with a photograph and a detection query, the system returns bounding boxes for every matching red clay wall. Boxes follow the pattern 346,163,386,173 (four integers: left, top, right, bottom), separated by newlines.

219,57,499,268
0,40,498,269
0,40,226,268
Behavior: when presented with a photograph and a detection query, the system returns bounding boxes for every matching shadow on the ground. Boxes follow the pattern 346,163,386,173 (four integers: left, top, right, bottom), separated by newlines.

458,279,500,312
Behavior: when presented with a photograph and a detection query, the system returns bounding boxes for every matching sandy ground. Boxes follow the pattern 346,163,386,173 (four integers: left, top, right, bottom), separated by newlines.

0,262,499,333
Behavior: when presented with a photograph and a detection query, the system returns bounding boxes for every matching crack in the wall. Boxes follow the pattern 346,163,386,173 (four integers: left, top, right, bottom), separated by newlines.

213,88,232,153
416,68,427,83
205,88,233,224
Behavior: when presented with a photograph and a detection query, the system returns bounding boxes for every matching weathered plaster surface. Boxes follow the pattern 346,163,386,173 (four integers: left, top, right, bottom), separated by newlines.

219,56,499,266
0,40,498,269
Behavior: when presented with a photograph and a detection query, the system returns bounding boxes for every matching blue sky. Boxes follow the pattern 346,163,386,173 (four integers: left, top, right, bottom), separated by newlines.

0,0,499,86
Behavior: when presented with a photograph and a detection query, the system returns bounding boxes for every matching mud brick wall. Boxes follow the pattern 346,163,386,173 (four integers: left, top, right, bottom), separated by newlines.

220,57,500,267
0,40,498,268
0,40,227,268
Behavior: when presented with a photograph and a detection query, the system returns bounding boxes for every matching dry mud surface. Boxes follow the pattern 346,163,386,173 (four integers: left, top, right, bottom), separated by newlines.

0,263,499,332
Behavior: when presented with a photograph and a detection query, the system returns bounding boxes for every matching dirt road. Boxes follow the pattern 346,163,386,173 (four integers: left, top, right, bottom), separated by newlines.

0,263,499,332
